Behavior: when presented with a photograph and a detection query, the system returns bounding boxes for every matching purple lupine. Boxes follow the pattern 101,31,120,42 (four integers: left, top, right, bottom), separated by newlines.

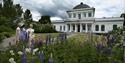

112,60,117,63
38,38,43,47
19,29,27,41
31,58,35,63
31,39,35,54
21,47,27,63
96,44,104,53
38,51,44,63
46,34,49,45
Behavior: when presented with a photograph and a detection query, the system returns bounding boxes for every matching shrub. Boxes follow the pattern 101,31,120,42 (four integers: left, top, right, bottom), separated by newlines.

0,33,5,43
2,32,13,38
33,24,57,33
0,25,13,33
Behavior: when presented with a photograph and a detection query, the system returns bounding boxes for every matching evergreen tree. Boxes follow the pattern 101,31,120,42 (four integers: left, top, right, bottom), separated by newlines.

39,16,51,24
0,3,2,16
24,9,32,27
2,0,16,18
120,13,125,26
15,4,23,17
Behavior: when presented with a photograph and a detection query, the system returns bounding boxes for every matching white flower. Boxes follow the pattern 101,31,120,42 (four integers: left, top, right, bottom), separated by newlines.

10,50,15,55
9,58,14,62
10,50,13,54
11,53,15,55
25,48,31,53
33,52,35,55
10,61,16,63
18,51,23,55
9,58,16,63
33,48,39,52
32,48,39,55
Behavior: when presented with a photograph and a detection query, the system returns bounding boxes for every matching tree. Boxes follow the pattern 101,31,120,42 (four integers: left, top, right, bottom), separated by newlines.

39,15,51,24
0,3,2,16
15,4,23,17
2,0,16,18
23,9,32,27
120,13,125,26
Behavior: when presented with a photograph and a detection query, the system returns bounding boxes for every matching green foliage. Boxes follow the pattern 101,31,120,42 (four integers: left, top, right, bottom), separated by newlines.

0,38,123,63
0,33,6,42
23,9,33,27
39,16,51,24
0,25,13,32
121,13,125,26
33,23,57,33
0,0,23,43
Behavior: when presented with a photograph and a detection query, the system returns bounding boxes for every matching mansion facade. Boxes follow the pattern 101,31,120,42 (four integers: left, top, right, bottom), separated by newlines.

52,2,124,33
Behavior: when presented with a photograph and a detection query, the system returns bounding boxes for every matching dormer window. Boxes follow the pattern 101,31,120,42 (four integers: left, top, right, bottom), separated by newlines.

88,13,92,17
78,13,81,19
73,13,76,18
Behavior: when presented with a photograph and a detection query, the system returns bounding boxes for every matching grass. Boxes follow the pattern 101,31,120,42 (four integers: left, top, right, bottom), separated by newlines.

68,33,107,46
35,33,60,40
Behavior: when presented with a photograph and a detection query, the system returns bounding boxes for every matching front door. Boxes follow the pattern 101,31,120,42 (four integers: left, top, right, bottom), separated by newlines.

77,24,80,32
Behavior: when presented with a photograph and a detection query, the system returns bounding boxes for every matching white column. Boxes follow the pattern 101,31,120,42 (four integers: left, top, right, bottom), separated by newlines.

71,24,73,32
65,24,68,32
86,24,88,33
62,25,63,32
75,24,77,32
80,24,82,32
70,24,72,32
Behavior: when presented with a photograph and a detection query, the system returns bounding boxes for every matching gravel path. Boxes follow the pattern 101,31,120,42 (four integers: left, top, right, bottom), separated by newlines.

0,37,16,50
0,33,78,51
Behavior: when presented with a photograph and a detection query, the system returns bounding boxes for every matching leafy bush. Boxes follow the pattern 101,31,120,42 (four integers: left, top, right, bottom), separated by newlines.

33,24,57,33
0,33,6,43
0,25,13,33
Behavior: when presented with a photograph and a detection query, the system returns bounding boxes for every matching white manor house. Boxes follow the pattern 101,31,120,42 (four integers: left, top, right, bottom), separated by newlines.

52,2,124,33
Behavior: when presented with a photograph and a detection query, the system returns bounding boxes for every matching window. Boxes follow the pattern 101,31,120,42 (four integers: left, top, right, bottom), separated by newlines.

60,26,62,31
54,25,56,29
82,24,86,30
63,26,65,31
73,25,75,31
95,25,99,31
69,14,71,18
83,13,86,17
73,13,76,18
101,25,105,31
113,25,117,30
88,13,92,17
78,13,81,19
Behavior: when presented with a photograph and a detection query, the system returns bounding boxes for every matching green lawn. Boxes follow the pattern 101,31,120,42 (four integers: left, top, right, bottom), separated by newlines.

35,33,60,40
68,33,107,46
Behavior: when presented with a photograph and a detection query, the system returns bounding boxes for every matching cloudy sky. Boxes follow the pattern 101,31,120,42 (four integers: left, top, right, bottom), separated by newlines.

12,0,125,21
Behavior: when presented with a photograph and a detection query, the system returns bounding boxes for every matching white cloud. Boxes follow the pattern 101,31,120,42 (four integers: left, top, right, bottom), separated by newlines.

13,0,125,20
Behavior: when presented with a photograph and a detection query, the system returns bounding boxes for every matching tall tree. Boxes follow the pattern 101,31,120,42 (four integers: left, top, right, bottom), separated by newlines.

120,13,125,26
15,4,23,17
39,15,51,24
0,3,2,16
0,0,23,29
2,0,16,18
23,9,32,27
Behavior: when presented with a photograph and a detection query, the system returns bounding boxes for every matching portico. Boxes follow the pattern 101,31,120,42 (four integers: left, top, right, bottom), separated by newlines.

66,23,92,32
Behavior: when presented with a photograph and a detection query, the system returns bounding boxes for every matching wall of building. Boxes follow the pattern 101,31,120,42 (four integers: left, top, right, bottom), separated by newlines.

53,23,66,32
92,21,123,33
